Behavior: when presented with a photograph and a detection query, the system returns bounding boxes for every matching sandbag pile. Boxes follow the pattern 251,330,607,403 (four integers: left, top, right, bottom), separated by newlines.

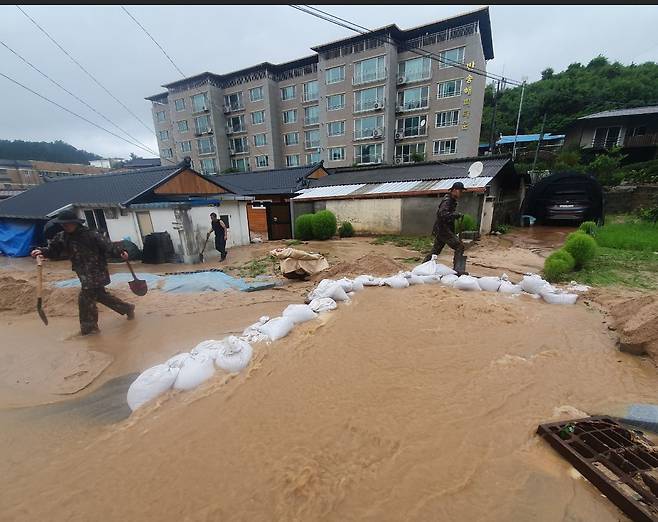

127,263,581,412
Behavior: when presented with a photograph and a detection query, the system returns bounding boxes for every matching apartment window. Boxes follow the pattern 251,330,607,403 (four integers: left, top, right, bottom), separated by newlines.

438,79,463,98
354,143,383,164
436,109,460,128
174,98,185,111
395,142,426,163
327,93,345,111
306,152,321,164
326,65,345,84
200,158,217,175
158,130,169,141
398,57,431,83
593,127,621,148
254,155,268,168
282,109,297,124
304,105,320,125
281,85,296,101
439,47,465,69
254,133,267,147
191,92,209,113
303,80,319,102
327,121,345,137
354,115,384,139
632,126,647,136
197,136,215,155
304,129,320,149
354,86,384,112
353,56,386,85
195,114,211,134
284,132,299,146
397,86,429,111
251,110,265,125
433,138,457,155
396,115,427,138
249,86,264,102
328,147,345,161
223,92,244,111
161,147,173,159
180,141,192,153
229,136,248,153
286,154,300,167
177,120,189,133
231,158,249,172
226,115,245,133
156,111,166,122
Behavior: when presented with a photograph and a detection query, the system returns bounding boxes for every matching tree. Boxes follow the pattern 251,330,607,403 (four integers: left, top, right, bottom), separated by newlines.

0,139,101,164
541,68,554,80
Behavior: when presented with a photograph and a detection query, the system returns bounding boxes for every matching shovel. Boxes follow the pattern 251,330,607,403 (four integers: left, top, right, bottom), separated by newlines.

199,234,210,263
36,255,48,325
125,259,148,296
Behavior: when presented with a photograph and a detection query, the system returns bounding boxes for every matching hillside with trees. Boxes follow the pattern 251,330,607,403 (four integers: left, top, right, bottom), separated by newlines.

480,56,658,142
0,139,101,164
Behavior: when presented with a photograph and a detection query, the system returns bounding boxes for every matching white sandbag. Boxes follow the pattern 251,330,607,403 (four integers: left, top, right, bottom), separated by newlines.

308,279,350,302
335,278,354,293
309,297,337,313
542,292,578,305
440,274,459,286
454,275,481,291
166,352,191,369
478,276,502,292
498,281,523,294
351,279,364,292
282,304,318,324
242,316,271,344
191,340,222,359
354,275,382,287
408,274,425,285
127,364,179,411
521,274,553,295
419,275,441,284
434,263,457,277
412,255,437,276
173,352,216,391
215,336,253,373
257,316,295,341
382,276,410,289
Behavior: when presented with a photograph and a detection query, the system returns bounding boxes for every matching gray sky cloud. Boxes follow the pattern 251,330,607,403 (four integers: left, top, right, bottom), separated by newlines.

1,5,657,158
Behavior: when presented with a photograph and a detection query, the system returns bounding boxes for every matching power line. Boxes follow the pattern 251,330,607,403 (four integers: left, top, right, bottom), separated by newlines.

0,71,177,164
15,5,154,133
289,5,523,87
120,6,185,78
0,39,160,156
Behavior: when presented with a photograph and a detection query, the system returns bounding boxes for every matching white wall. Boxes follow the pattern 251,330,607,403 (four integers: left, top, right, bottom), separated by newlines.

105,213,142,247
324,198,402,234
188,202,250,250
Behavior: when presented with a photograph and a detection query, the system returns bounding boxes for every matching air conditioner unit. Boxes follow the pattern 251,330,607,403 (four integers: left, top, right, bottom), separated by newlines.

397,76,406,85
394,157,404,164
222,106,230,114
207,128,213,134
396,105,404,112
373,102,381,110
372,128,382,138
394,132,402,140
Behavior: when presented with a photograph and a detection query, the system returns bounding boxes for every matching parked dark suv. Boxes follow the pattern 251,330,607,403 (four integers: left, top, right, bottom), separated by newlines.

545,189,592,222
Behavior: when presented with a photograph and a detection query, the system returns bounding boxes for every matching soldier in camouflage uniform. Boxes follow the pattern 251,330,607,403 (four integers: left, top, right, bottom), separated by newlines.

31,210,135,335
423,182,467,274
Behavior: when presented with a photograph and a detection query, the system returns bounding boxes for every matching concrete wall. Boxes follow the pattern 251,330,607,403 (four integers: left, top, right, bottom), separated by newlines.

105,213,142,247
604,185,658,214
324,198,402,234
400,193,483,235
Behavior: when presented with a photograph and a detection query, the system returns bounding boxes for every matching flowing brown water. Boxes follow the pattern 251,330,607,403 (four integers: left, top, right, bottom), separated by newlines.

1,285,657,522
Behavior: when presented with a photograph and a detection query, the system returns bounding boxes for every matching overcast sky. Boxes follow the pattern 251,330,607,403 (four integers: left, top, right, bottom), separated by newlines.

1,5,657,159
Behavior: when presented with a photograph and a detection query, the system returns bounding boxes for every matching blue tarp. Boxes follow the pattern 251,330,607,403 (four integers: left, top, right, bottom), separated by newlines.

0,220,37,257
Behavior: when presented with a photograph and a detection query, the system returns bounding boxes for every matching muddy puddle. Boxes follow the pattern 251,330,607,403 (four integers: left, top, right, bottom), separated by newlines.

2,282,657,521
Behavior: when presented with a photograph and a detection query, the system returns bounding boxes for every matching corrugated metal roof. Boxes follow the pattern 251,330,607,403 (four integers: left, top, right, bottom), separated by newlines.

430,177,493,190
295,184,365,200
578,106,658,119
364,181,420,194
496,133,565,145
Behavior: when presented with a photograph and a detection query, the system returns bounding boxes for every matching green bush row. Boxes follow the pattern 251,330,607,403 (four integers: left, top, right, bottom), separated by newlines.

543,230,598,282
294,211,340,241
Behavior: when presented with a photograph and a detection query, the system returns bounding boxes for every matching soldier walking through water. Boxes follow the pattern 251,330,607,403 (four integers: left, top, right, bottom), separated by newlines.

31,210,135,335
423,182,468,275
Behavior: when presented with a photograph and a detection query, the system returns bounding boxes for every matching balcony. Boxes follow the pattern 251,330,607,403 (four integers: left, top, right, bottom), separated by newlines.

304,140,321,150
229,144,249,155
394,128,426,140
353,69,386,86
624,133,658,148
354,155,383,165
194,128,213,137
353,128,384,141
226,124,246,135
191,105,210,115
223,103,244,114
396,100,429,112
198,148,216,156
304,116,320,126
354,99,385,113
302,93,319,103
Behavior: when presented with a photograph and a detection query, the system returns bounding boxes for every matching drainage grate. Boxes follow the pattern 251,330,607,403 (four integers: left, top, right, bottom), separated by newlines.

537,416,658,522
161,268,225,276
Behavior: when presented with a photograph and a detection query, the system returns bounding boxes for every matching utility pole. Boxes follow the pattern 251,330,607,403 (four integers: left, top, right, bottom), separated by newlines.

532,112,547,171
488,79,500,154
511,79,527,161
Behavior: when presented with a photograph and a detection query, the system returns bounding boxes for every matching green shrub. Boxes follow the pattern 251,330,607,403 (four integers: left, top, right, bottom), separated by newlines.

543,249,576,282
311,210,337,240
338,221,355,238
494,224,510,234
294,214,314,240
564,232,598,268
579,221,598,236
455,214,478,234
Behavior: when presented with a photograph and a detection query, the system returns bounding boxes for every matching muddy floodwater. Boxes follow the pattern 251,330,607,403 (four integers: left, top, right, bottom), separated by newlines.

2,279,658,521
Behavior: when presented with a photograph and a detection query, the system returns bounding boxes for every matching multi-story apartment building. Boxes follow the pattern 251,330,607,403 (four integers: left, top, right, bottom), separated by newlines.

147,7,493,174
